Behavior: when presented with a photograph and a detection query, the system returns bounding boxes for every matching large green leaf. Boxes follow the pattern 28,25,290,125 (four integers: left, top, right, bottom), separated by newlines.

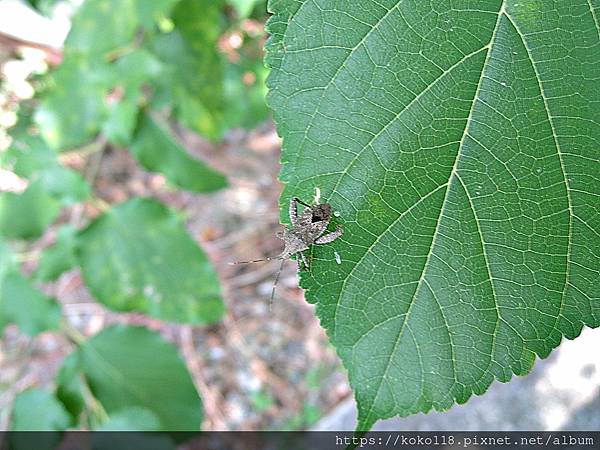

78,325,202,430
130,113,228,192
77,198,224,324
266,0,600,429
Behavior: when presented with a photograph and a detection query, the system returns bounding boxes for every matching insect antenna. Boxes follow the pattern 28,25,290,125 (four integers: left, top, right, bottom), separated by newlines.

229,256,286,309
228,256,277,265
269,258,286,311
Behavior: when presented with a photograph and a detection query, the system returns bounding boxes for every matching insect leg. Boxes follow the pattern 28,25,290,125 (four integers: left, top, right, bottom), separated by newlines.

315,225,343,244
294,197,311,207
300,251,310,269
289,197,299,226
270,258,286,311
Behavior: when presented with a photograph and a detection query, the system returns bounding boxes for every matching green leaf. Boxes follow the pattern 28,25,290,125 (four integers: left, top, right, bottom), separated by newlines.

0,179,61,240
228,0,262,18
151,0,225,139
55,351,88,421
101,50,164,146
77,198,225,324
4,136,91,205
130,113,228,192
11,388,70,431
266,0,600,429
97,407,162,430
36,225,79,282
0,271,62,336
65,0,179,58
79,325,202,430
222,35,270,129
35,57,113,151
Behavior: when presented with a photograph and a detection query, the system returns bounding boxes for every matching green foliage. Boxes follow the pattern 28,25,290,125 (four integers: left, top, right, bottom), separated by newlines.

266,0,600,430
0,241,61,336
55,351,88,421
35,225,78,281
0,271,61,336
77,198,224,324
61,325,203,430
0,180,60,240
11,388,71,430
3,0,271,433
131,113,228,192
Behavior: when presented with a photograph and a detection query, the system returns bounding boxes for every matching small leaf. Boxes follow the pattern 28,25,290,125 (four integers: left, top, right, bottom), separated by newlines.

0,271,61,336
35,57,113,151
79,325,202,430
77,198,225,324
130,113,228,193
4,136,90,205
11,388,70,430
36,225,78,282
93,408,177,449
55,351,88,421
222,39,270,130
96,407,162,431
151,0,225,139
228,0,262,19
0,179,60,240
102,50,165,146
65,0,178,57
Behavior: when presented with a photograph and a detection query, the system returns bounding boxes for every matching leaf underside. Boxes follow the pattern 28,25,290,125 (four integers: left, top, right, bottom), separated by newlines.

266,0,600,429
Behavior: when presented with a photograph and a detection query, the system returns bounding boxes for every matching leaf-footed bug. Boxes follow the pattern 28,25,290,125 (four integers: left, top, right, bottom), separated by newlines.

229,196,343,308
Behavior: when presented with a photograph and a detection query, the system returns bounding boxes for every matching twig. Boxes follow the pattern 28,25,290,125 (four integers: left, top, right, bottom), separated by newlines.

178,325,228,430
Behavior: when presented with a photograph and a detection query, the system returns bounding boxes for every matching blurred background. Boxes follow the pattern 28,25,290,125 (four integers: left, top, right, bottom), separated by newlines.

0,0,598,434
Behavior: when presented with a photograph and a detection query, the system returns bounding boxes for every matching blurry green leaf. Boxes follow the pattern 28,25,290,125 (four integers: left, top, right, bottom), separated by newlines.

97,407,162,430
66,0,178,57
223,54,269,130
77,198,224,324
131,113,227,192
4,136,56,177
35,57,113,151
4,136,90,205
23,0,60,17
10,389,68,450
266,0,600,430
93,427,175,450
56,351,88,421
102,50,164,146
79,325,202,430
36,225,78,282
228,0,261,18
0,271,61,336
151,0,225,139
0,179,61,240
11,388,70,430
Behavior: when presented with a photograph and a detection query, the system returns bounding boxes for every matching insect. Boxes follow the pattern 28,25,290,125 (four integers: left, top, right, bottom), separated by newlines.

230,197,343,307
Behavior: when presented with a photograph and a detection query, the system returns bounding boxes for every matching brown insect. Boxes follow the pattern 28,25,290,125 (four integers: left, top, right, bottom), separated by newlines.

230,197,343,307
